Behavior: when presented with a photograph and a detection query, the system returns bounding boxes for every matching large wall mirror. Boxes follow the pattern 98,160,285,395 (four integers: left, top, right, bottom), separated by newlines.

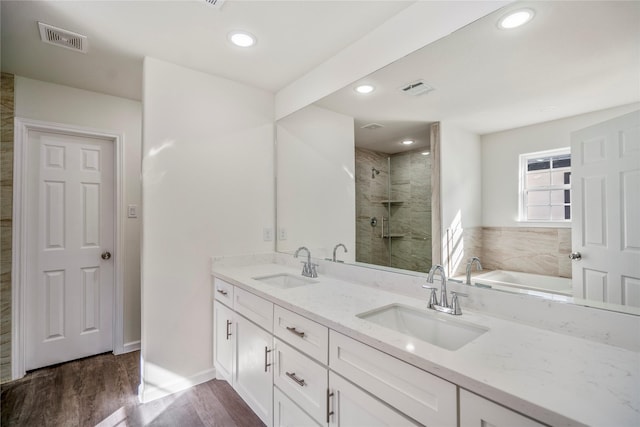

275,1,640,315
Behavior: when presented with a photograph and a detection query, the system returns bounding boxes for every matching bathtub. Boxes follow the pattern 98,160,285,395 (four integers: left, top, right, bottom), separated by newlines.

472,270,573,296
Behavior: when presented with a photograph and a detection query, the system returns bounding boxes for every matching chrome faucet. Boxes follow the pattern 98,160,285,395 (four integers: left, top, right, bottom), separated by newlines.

422,264,467,315
333,243,348,262
294,246,317,278
427,264,449,309
466,257,483,285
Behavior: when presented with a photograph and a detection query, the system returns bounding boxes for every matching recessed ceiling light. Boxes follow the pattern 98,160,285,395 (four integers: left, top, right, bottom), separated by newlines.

228,31,256,47
498,8,534,29
355,84,375,94
421,151,430,156
402,140,414,145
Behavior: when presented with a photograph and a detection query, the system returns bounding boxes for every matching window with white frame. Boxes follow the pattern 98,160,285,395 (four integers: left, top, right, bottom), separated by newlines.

519,148,571,222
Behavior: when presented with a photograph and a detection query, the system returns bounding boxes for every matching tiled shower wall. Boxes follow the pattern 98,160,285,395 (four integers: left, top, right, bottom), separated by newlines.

1,73,15,383
389,151,432,273
355,148,432,273
355,148,389,267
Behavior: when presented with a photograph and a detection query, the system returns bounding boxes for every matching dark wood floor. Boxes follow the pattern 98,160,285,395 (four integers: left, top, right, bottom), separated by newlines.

1,351,265,427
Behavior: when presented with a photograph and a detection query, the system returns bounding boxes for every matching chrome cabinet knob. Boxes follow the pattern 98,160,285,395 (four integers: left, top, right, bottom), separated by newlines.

569,252,582,260
101,251,112,260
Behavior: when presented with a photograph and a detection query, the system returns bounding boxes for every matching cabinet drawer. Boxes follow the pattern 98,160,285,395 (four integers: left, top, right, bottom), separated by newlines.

274,338,328,426
329,331,457,427
234,287,273,332
213,277,234,307
460,389,545,427
329,371,419,427
274,305,329,364
274,386,322,427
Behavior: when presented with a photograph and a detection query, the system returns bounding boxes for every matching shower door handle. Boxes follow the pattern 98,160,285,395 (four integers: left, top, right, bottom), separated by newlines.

380,217,386,238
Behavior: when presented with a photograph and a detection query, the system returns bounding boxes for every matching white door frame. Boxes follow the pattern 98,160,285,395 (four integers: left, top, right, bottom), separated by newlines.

12,117,125,380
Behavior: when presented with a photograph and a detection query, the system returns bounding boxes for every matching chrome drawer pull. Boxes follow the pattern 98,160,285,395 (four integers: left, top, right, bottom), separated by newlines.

327,389,335,422
264,347,272,372
286,326,305,338
217,289,228,296
225,320,232,340
286,371,306,387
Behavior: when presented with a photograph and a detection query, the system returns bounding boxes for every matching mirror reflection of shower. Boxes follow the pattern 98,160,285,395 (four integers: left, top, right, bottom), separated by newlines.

355,144,432,273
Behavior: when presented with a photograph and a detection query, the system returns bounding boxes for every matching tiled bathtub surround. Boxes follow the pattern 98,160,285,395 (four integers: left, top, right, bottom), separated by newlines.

445,226,571,279
1,73,14,383
355,148,432,273
481,226,572,278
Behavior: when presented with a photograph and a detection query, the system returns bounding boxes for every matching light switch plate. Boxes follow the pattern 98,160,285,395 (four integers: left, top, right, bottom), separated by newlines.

127,204,138,218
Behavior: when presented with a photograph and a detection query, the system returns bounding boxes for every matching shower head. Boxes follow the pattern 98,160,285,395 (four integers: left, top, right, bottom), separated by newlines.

372,167,380,179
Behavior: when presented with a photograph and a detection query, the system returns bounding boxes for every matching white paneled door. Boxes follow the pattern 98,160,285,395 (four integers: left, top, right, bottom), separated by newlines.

25,130,114,370
571,110,640,307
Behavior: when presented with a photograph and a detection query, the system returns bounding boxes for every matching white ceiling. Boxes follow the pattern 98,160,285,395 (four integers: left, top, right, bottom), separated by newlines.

1,0,414,100
315,0,640,151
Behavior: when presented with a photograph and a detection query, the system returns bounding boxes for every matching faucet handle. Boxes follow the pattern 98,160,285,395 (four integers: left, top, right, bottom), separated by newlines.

309,263,319,278
450,291,468,315
300,261,310,276
422,285,439,308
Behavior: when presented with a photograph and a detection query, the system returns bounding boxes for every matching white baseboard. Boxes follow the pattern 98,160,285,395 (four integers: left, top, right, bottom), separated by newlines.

123,340,141,353
113,340,141,355
138,367,217,403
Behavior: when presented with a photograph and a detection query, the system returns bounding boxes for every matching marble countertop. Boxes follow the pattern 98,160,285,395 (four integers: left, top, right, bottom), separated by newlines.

212,262,640,427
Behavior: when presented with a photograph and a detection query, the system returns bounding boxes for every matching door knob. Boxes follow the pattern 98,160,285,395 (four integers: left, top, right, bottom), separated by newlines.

101,251,112,260
569,252,582,260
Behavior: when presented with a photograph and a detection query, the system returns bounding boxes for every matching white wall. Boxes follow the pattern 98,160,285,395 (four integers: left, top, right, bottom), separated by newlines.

275,1,509,120
276,105,355,261
440,122,482,275
14,76,142,348
481,103,640,227
141,57,274,402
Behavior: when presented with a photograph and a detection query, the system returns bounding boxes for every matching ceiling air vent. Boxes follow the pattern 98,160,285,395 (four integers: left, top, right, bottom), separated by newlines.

203,0,227,9
399,79,434,96
361,123,384,131
38,22,88,53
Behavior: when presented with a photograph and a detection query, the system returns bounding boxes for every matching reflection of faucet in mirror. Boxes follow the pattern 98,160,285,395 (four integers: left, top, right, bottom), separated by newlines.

333,243,348,263
427,264,448,309
466,257,482,285
294,246,317,278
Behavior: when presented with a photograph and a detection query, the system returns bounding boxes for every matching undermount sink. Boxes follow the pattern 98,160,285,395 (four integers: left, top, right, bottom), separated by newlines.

357,304,488,351
252,273,317,289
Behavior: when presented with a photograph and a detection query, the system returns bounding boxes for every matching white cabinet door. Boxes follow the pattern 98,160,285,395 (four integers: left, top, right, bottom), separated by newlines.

274,386,322,427
213,300,234,383
460,389,545,427
235,313,274,427
329,372,419,427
